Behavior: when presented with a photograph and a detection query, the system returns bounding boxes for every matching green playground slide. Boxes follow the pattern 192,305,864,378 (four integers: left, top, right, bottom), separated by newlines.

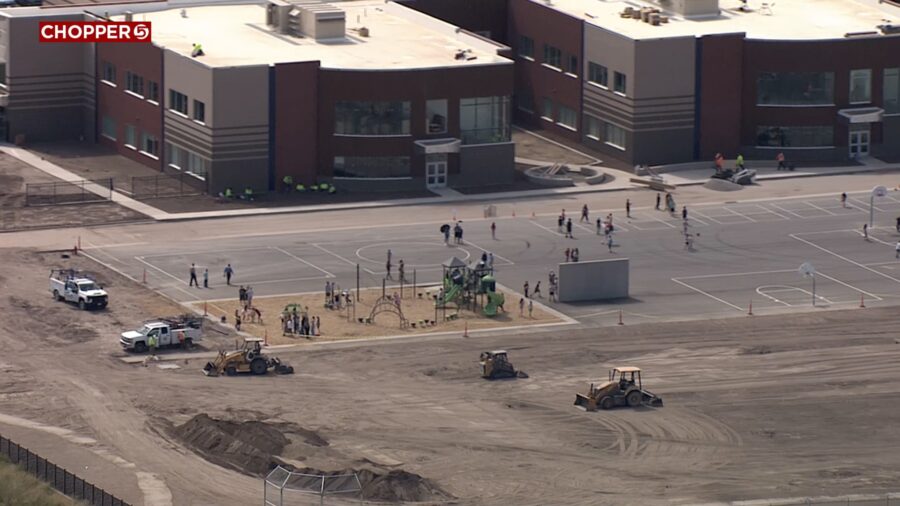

483,291,505,317
439,283,462,307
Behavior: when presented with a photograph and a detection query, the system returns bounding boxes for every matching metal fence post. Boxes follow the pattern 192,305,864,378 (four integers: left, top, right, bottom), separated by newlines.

155,177,159,198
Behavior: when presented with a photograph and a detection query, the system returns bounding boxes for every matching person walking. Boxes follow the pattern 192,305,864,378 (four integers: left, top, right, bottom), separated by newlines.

682,206,688,221
203,268,209,288
238,285,246,305
776,152,786,170
566,218,574,239
224,264,234,285
736,153,745,170
234,309,242,332
387,249,392,268
491,221,497,240
895,240,900,259
565,248,571,262
148,332,158,356
487,252,494,270
398,259,405,283
523,281,530,299
571,248,579,262
548,282,557,302
385,258,393,280
518,297,525,316
841,192,848,208
596,217,603,235
607,233,614,253
863,223,869,241
626,199,631,218
533,281,542,298
246,286,254,307
581,204,589,223
528,299,533,319
558,214,565,233
655,193,661,211
189,263,198,287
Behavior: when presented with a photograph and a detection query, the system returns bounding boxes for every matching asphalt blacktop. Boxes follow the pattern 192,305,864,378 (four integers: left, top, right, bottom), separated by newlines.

3,143,897,223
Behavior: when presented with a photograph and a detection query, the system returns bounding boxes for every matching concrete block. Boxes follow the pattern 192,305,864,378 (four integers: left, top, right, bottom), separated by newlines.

558,258,628,302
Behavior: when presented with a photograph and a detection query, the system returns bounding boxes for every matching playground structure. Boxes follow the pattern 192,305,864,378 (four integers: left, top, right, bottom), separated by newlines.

436,256,505,318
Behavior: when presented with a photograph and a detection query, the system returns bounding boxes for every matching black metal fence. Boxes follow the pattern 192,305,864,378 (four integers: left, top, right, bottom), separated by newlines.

0,433,131,506
24,178,113,206
131,173,205,199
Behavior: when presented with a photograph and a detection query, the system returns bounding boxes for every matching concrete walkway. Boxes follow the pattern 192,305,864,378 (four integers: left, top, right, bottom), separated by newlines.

5,144,897,223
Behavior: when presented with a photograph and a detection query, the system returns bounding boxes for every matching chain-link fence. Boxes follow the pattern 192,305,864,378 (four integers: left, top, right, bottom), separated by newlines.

0,433,131,506
131,173,205,199
24,178,113,206
265,466,363,506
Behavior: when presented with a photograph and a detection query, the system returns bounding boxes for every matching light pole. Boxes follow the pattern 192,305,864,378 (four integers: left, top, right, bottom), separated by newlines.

799,262,816,307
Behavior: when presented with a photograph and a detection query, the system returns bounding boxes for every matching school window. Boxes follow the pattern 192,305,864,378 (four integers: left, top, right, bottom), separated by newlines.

605,122,626,150
885,68,900,114
588,62,608,88
125,71,143,96
101,116,116,140
849,69,872,104
426,99,448,134
614,72,627,95
141,133,159,157
566,55,578,75
459,96,510,144
166,142,183,169
193,99,206,123
542,97,553,121
518,35,534,59
334,101,411,136
124,124,137,148
101,61,116,85
147,81,160,103
755,126,834,147
333,156,411,178
169,89,188,115
557,105,577,130
585,115,601,140
517,90,534,113
187,151,207,179
543,44,561,69
757,72,835,106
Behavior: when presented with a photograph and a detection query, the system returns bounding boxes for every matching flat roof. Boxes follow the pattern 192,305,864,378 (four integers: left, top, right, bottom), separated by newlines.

115,0,510,69
542,0,900,40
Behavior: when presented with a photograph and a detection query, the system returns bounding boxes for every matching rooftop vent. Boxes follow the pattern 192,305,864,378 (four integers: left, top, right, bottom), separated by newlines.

878,23,900,34
266,0,346,40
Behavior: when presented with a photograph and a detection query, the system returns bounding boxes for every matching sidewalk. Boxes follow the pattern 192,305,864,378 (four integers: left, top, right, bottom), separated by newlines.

4,144,897,223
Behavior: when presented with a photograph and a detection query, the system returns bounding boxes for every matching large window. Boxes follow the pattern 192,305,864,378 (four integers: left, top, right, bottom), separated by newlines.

518,35,534,59
125,71,143,96
517,90,534,113
566,55,578,75
756,126,834,147
543,44,561,69
885,68,900,114
169,89,188,115
333,156,411,178
557,105,577,130
101,116,116,140
193,99,206,123
167,142,207,179
167,142,183,169
334,101,410,136
757,72,835,106
849,69,872,104
141,133,159,157
614,72,627,95
101,61,116,85
605,122,626,150
459,96,510,144
585,115,601,140
588,62,607,88
426,99,447,134
124,124,137,148
147,81,160,103
187,152,207,179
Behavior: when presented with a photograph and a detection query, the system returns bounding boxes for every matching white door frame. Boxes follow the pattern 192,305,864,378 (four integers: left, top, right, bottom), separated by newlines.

426,161,448,189
849,127,870,158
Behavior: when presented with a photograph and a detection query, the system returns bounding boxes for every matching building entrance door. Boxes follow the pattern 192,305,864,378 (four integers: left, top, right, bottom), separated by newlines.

426,160,447,188
849,128,870,158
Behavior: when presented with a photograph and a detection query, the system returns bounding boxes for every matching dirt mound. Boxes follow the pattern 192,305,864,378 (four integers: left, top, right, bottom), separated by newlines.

171,414,289,475
289,466,452,503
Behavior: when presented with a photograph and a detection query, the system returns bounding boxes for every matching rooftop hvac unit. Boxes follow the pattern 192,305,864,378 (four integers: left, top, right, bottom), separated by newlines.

878,23,900,34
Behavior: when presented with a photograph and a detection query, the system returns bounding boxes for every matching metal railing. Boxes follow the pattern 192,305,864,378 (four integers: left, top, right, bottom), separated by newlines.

131,173,205,199
0,433,132,506
24,178,113,206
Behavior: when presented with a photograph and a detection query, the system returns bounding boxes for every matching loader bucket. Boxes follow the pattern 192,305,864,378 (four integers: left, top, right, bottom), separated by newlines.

644,394,663,407
202,362,219,377
274,363,294,375
574,393,596,411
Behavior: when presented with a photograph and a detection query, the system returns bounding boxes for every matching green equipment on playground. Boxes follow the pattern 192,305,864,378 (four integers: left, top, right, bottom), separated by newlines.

435,256,502,317
481,275,505,317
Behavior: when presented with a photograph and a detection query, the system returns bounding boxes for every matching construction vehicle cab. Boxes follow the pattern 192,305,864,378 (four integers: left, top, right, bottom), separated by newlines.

574,366,663,411
480,350,527,379
203,338,294,377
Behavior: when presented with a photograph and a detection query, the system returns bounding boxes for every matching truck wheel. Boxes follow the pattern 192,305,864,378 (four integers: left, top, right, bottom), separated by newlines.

134,342,148,353
184,338,193,349
600,396,615,410
250,358,268,375
626,390,643,407
78,299,86,310
53,290,62,301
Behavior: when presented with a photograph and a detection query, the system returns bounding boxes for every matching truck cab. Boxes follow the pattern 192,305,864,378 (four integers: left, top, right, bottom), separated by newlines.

120,318,202,353
50,270,108,310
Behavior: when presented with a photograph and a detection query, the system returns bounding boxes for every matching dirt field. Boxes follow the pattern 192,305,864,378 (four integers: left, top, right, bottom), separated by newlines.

3,247,900,505
194,288,561,345
0,152,146,231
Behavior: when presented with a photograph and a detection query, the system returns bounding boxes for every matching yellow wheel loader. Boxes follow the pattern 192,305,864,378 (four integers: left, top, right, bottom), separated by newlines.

203,338,294,377
480,350,528,379
574,366,662,411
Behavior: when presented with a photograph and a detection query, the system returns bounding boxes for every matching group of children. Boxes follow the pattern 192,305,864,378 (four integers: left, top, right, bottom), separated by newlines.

281,306,320,337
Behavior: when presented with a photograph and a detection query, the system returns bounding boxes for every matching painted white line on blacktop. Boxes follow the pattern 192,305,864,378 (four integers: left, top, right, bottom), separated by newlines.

805,201,838,216
528,219,565,237
133,256,203,300
644,211,679,228
81,241,150,250
752,203,790,220
723,206,756,222
676,268,796,280
850,196,885,212
141,245,274,259
463,238,516,265
769,202,807,219
310,242,359,267
755,286,793,306
671,278,743,311
271,246,335,278
690,208,724,225
815,271,883,300
791,233,900,284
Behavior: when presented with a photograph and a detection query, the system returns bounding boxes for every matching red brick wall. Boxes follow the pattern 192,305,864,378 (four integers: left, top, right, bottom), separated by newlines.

697,33,744,160
273,61,320,185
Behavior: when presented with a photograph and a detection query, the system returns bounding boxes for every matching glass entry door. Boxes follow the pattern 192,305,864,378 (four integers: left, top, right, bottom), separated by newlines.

849,128,870,158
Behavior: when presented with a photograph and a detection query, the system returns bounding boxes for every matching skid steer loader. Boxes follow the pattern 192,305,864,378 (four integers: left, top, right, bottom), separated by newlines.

203,338,294,377
480,350,528,379
574,366,662,411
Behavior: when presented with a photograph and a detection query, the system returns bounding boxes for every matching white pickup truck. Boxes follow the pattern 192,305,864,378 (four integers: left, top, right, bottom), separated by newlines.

120,316,203,353
49,269,108,310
